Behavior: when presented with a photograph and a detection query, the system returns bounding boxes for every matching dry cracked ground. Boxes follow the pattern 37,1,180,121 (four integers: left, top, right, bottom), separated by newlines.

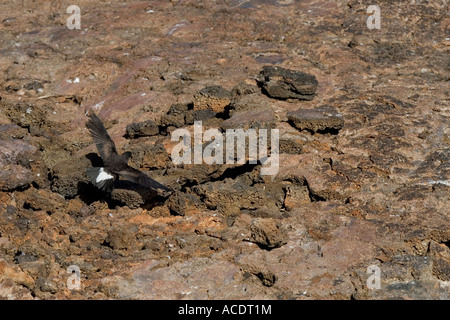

0,0,449,300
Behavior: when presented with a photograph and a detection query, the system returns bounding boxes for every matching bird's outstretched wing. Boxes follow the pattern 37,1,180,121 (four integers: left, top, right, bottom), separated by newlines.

86,113,118,166
116,166,172,191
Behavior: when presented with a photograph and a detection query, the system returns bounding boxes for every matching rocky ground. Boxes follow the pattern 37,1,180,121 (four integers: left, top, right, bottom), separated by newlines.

0,0,449,300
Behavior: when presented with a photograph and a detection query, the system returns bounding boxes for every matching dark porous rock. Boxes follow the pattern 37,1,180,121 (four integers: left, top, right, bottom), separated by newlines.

259,66,318,101
250,218,288,249
158,103,190,129
193,109,217,122
50,155,91,198
287,105,344,133
126,142,171,170
110,180,157,209
168,103,190,116
193,85,232,113
105,229,137,251
279,138,303,154
231,82,261,97
126,120,160,138
166,191,200,216
22,188,66,214
243,205,285,219
192,174,285,217
110,188,145,209
160,113,185,128
164,103,217,126
0,139,39,191
185,108,217,125
167,191,187,216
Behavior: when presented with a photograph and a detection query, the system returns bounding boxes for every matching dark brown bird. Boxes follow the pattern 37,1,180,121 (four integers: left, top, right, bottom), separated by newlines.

85,112,171,193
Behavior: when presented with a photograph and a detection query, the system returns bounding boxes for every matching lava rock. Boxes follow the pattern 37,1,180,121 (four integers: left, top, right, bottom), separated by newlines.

221,108,276,131
111,180,158,208
0,139,38,191
193,86,232,113
256,270,277,287
105,229,136,250
259,66,318,100
167,191,201,216
0,258,35,288
22,188,66,214
160,113,185,128
283,184,310,211
185,109,217,125
279,138,303,154
110,188,145,209
50,156,91,198
287,105,344,133
430,240,450,281
228,93,271,116
250,218,288,249
0,124,28,139
231,82,261,97
125,142,171,170
126,120,160,138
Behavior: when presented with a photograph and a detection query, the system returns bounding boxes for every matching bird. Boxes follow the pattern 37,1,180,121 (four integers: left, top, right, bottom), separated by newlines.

85,112,171,194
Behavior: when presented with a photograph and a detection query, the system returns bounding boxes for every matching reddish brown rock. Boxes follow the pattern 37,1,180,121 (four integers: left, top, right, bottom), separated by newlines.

125,119,160,138
0,124,28,139
193,86,232,113
228,93,271,116
259,66,318,101
221,107,276,130
0,0,447,301
0,139,39,191
0,258,35,288
283,184,310,211
430,241,450,281
287,106,344,133
50,155,91,198
250,218,288,249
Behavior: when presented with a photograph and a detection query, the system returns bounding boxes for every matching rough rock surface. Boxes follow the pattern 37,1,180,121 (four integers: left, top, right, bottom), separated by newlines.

193,86,232,113
0,139,42,191
0,0,448,300
259,66,318,100
126,119,160,138
287,106,344,133
221,107,276,130
250,218,288,249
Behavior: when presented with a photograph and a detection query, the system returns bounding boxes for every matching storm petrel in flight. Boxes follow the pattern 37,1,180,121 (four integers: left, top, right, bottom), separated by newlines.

85,112,171,193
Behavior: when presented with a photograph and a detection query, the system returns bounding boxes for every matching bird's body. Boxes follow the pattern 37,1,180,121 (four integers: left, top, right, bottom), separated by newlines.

85,112,171,193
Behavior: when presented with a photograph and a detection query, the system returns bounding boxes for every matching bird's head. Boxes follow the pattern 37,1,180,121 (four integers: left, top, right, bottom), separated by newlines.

121,151,132,163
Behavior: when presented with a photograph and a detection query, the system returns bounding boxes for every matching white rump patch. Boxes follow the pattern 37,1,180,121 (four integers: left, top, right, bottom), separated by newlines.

96,168,114,183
